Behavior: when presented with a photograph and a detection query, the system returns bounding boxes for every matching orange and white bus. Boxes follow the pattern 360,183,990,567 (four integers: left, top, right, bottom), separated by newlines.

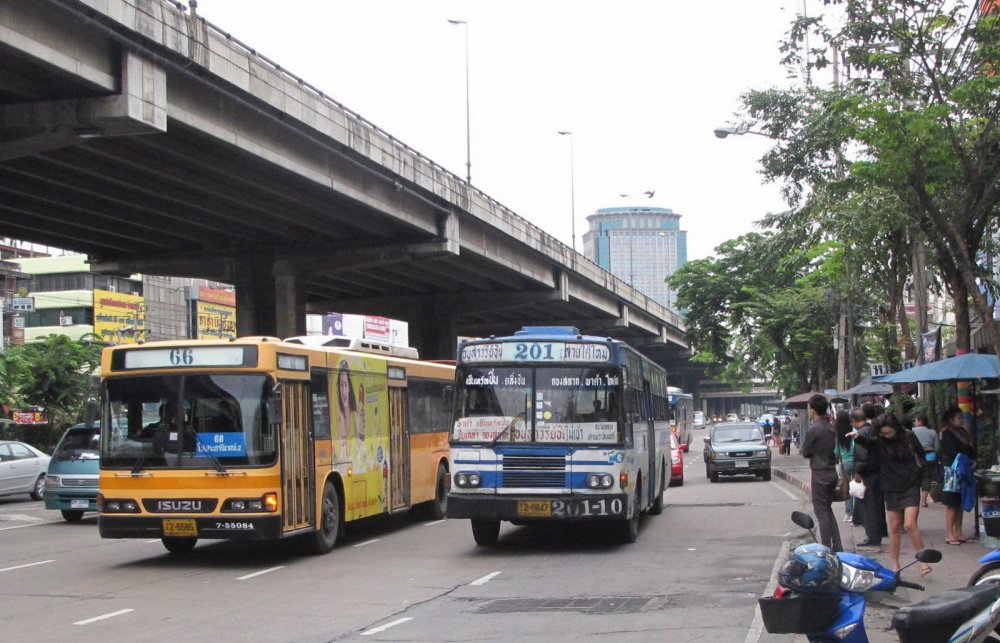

97,335,454,554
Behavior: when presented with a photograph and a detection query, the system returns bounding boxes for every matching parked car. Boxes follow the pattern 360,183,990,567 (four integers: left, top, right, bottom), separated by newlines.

669,433,684,487
0,440,50,500
693,411,705,429
703,422,771,483
44,423,100,521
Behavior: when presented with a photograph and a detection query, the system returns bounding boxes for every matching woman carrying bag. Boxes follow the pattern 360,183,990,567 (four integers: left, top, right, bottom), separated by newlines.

940,406,977,545
834,410,857,523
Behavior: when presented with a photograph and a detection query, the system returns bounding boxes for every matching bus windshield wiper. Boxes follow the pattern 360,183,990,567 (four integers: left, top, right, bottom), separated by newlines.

491,411,526,446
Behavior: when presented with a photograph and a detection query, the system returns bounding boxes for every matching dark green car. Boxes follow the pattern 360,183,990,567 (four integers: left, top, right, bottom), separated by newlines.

703,422,771,482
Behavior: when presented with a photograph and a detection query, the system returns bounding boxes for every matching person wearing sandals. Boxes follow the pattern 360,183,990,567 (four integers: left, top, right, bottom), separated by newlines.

911,412,939,509
848,413,931,575
833,410,857,524
940,406,977,545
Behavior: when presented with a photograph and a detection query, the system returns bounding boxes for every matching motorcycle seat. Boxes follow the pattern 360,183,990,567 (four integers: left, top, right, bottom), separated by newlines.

891,585,1000,643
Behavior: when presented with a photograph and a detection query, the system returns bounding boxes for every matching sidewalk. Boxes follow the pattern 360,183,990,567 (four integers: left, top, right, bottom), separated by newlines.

769,447,990,642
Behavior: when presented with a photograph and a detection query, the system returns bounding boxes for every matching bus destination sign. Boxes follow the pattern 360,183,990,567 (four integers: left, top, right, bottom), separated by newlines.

123,346,251,370
460,341,610,363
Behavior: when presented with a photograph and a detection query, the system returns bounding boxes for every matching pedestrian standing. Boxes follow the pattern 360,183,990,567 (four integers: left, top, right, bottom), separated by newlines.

762,419,772,447
852,405,888,548
802,394,843,552
781,417,793,455
940,406,977,545
911,412,940,508
834,410,856,524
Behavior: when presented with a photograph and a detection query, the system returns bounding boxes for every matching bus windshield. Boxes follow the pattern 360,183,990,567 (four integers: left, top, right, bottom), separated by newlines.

101,374,276,469
452,365,623,444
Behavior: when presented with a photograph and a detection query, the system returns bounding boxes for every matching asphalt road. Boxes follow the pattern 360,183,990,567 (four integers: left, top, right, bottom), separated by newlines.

0,433,808,642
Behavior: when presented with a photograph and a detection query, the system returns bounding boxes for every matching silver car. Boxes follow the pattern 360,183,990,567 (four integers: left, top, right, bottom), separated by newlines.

0,440,51,500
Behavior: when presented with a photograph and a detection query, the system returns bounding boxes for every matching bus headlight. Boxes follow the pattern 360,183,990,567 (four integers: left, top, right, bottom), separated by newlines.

101,498,141,513
223,494,278,512
587,473,614,489
454,472,482,488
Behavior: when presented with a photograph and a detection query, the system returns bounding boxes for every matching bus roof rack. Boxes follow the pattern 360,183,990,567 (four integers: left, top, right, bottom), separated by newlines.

513,326,580,336
284,335,419,359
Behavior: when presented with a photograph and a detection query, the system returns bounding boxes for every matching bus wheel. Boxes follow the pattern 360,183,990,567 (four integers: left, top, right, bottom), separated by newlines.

61,509,85,522
618,488,640,544
308,481,340,555
648,463,665,516
431,464,449,520
471,519,500,546
161,537,197,554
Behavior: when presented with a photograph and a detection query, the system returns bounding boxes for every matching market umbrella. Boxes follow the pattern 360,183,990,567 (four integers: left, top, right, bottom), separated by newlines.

780,391,831,409
839,377,894,397
875,353,1000,383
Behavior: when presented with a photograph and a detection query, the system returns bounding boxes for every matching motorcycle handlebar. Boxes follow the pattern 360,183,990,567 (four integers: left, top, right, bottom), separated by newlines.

896,579,925,591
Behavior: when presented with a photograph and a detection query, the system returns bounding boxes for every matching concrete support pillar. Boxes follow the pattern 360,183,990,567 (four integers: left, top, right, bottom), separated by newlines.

274,258,306,338
233,249,277,337
408,299,458,360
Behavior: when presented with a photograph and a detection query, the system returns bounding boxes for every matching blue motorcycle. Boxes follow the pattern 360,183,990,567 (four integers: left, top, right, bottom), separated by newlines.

970,549,1000,587
760,511,1000,643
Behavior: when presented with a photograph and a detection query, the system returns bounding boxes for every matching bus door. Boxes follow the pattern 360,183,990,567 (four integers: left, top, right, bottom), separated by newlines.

388,387,409,510
280,381,314,532
642,379,656,505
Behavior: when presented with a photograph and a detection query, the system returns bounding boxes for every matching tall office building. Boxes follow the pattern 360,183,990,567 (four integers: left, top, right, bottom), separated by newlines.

582,206,687,310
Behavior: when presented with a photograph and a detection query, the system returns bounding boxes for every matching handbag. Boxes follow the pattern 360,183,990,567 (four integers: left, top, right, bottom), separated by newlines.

849,478,866,499
943,462,961,493
833,453,850,502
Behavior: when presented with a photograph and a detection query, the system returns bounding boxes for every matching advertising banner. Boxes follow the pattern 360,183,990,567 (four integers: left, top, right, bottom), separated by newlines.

195,300,237,340
364,315,391,342
93,289,145,345
920,327,942,364
322,312,343,336
13,410,46,425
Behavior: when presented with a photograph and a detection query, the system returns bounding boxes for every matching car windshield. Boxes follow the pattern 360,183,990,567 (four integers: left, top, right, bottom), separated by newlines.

714,427,763,443
101,374,275,469
53,427,101,461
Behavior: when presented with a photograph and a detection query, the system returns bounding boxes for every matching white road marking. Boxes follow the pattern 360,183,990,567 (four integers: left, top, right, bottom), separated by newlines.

236,566,285,580
469,571,502,586
0,519,61,531
770,481,799,500
423,519,447,527
0,559,54,573
361,617,413,636
353,538,381,548
74,609,134,625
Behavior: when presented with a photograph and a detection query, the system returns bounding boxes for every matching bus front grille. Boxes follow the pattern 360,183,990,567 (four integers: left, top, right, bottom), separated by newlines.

501,455,566,488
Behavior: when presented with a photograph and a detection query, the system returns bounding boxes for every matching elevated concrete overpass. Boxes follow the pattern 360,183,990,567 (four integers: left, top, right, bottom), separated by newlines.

0,0,694,379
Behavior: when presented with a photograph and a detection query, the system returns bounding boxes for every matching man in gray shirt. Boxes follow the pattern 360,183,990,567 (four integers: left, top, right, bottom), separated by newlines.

801,394,842,551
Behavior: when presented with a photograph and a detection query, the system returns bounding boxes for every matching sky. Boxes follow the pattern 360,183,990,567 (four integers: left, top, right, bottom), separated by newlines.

192,0,825,261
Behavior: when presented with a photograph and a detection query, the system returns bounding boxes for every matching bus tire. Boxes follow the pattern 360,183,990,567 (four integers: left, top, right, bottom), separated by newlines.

431,463,449,520
471,519,500,546
161,537,197,553
648,462,665,515
61,509,85,522
618,489,640,544
308,480,341,555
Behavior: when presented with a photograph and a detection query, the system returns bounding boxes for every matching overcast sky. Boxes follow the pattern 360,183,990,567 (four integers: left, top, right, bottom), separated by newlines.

193,1,825,260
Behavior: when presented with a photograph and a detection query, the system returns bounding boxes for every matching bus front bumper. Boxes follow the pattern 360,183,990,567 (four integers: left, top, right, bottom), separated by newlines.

447,493,629,521
99,515,284,540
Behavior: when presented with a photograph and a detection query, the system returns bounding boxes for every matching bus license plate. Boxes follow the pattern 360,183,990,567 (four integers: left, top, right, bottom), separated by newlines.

735,460,749,468
518,500,551,517
163,519,198,537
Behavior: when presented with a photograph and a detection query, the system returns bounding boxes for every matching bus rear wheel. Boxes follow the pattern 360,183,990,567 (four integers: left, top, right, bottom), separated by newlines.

471,519,500,546
307,481,340,555
431,464,449,520
161,537,197,553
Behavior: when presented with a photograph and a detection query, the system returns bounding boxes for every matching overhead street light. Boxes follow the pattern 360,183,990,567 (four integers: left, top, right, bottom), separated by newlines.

448,19,472,184
557,130,576,252
713,125,770,139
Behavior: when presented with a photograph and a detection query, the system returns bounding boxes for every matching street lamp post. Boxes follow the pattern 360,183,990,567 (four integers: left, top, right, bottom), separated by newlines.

448,19,472,184
557,130,576,252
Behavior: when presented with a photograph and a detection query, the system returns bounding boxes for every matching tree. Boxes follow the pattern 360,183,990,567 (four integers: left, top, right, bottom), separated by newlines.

6,334,102,429
775,0,1000,356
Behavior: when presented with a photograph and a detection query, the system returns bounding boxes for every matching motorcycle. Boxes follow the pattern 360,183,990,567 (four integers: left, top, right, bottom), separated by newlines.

759,511,1000,643
970,549,1000,587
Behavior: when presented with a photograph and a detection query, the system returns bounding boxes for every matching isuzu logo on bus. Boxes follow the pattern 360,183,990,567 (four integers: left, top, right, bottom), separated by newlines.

156,499,204,512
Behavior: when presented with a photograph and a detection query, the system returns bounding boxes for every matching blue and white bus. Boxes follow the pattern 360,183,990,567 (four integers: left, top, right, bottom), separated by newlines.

447,326,670,545
667,386,694,450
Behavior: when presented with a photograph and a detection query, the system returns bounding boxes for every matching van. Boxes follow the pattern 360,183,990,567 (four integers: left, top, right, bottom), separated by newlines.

693,411,705,429
44,423,100,521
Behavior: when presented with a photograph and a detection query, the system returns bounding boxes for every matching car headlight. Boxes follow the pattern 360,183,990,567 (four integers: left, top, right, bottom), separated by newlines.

840,563,877,592
45,475,62,487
